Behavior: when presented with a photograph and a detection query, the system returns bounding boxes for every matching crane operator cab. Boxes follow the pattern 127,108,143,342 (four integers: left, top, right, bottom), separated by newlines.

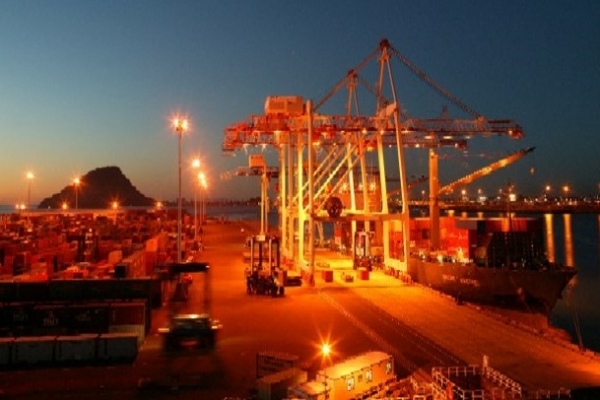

245,234,285,297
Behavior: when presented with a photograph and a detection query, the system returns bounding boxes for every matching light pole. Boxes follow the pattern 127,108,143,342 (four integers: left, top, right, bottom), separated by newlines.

172,117,189,263
26,171,34,217
320,342,332,399
199,172,207,226
73,177,80,210
192,159,201,242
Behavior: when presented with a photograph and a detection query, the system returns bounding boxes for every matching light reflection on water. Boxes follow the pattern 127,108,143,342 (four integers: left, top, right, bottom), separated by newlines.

544,213,555,262
544,213,599,353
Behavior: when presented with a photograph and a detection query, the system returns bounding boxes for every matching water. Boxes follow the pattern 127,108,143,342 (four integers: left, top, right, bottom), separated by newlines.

546,213,600,352
3,204,599,352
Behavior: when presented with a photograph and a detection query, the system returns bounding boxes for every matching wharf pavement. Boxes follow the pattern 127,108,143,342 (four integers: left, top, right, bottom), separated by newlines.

310,247,600,391
210,220,600,392
1,219,599,399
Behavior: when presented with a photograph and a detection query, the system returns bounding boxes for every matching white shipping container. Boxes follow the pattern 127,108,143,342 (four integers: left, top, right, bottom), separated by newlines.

0,338,14,366
97,332,138,361
12,336,56,365
55,334,98,363
315,351,394,400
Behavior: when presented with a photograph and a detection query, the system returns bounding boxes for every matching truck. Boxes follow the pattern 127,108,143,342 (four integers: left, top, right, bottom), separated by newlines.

159,313,221,351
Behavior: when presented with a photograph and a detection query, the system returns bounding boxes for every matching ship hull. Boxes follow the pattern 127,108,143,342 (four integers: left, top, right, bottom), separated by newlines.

408,257,576,314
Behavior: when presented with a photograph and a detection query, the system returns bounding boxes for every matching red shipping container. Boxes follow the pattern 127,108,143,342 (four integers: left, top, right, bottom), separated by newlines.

3,256,14,275
145,251,157,275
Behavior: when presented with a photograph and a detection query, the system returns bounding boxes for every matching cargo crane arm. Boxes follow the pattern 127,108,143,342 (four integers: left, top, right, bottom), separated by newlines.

221,156,279,235
438,147,535,195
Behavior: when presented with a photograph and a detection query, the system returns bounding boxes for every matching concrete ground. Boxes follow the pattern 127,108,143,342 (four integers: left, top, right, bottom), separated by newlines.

1,219,599,399
309,245,600,392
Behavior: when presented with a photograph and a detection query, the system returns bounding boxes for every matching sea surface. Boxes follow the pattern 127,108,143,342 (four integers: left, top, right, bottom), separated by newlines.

2,205,599,353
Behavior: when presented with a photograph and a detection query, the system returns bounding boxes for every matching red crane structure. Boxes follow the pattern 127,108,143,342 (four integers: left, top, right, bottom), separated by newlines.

222,38,523,281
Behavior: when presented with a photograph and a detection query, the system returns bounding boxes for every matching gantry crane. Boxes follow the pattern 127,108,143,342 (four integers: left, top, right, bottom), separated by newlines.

222,38,524,281
221,154,279,235
428,147,534,248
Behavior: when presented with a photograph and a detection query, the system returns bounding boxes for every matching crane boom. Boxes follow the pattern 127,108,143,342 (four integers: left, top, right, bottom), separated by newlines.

438,147,535,195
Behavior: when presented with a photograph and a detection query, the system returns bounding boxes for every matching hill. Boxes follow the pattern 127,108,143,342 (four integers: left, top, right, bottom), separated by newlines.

38,166,155,209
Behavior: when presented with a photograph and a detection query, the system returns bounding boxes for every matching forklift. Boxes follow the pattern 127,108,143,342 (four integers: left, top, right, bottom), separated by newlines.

245,235,285,297
159,262,221,351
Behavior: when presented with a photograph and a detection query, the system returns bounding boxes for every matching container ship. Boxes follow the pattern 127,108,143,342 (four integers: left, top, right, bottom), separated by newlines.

405,216,577,313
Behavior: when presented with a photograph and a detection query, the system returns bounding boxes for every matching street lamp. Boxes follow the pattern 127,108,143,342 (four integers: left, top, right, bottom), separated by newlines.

172,116,189,263
198,171,207,226
192,159,201,242
26,171,34,216
73,177,80,210
320,342,332,399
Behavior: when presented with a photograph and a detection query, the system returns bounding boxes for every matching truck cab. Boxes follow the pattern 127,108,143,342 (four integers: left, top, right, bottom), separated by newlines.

159,313,221,351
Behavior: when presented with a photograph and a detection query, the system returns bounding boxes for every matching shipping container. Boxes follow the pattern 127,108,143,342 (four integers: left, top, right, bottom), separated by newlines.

97,332,138,362
256,351,299,379
109,301,146,325
68,303,110,334
12,336,56,365
257,367,307,400
108,324,145,346
2,255,14,276
7,303,34,335
290,351,395,400
0,282,15,302
48,279,85,301
55,334,98,363
0,338,13,366
15,281,49,301
31,305,70,336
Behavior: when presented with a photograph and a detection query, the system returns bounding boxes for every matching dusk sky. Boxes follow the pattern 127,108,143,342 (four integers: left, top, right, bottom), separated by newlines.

1,1,599,205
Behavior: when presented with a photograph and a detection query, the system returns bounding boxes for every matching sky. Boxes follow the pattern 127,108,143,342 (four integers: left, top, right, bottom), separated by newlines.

1,1,599,205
